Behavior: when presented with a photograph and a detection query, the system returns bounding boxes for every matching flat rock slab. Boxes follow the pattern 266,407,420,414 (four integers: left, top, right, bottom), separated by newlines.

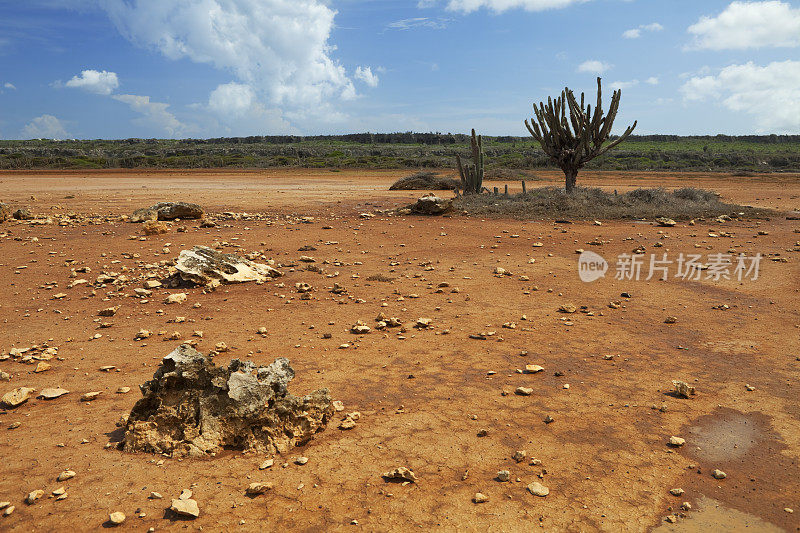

38,388,70,400
1,387,36,408
170,498,200,518
175,246,282,286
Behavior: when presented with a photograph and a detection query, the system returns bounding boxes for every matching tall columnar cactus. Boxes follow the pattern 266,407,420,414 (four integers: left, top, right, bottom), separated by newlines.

456,129,485,195
525,77,637,193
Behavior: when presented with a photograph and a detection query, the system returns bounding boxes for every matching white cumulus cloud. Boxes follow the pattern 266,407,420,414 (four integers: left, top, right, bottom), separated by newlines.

100,0,355,111
445,0,589,13
3,82,16,90
354,66,379,88
112,94,187,137
622,22,663,39
577,60,611,74
21,115,69,139
208,82,256,117
687,1,800,50
680,60,800,133
610,80,639,90
64,69,119,95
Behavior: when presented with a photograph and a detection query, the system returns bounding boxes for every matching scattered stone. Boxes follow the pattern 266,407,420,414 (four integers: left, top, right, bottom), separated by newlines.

259,459,274,470
295,456,309,465
656,217,677,227
1,387,36,408
25,489,45,504
98,306,120,317
134,329,152,340
408,194,453,215
132,202,204,222
2,506,13,517
245,482,274,496
350,321,371,334
524,365,544,374
527,482,549,497
57,470,76,482
122,346,334,457
515,387,533,396
214,342,228,353
669,436,685,447
339,411,360,430
170,498,200,518
513,450,526,463
38,388,69,400
670,488,685,496
496,470,510,482
664,316,678,324
108,512,126,525
0,202,10,223
672,380,696,398
12,208,33,221
164,293,187,305
175,246,281,286
382,467,417,483
143,220,169,235
117,387,131,394
80,391,102,401
559,303,577,314
473,492,488,503
712,469,727,480
149,492,163,500
415,318,432,329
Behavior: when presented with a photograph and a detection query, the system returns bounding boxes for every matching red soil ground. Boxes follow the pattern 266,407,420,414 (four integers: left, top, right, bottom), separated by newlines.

0,169,798,532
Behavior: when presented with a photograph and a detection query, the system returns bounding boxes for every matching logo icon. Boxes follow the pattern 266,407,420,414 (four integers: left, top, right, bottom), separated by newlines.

579,251,608,282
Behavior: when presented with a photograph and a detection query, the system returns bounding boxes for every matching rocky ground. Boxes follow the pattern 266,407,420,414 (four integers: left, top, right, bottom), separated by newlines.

0,169,799,532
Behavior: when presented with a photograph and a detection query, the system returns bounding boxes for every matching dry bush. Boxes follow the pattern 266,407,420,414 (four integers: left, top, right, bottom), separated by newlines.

390,171,460,191
453,186,768,220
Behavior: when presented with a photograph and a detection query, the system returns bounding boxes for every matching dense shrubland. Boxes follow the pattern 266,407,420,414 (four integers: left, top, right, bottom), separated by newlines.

0,134,798,172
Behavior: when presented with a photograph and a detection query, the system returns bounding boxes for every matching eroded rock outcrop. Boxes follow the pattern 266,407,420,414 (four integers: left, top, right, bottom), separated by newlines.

131,202,204,222
121,346,333,457
175,246,282,286
0,203,10,223
408,194,453,215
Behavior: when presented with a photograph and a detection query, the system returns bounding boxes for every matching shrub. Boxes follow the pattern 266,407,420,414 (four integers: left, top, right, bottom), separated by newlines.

389,171,459,191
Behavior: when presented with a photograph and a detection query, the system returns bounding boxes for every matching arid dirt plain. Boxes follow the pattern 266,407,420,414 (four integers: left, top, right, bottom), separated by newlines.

1,169,799,532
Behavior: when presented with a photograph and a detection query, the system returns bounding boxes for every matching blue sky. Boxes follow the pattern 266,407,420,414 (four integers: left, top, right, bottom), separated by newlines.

0,0,798,139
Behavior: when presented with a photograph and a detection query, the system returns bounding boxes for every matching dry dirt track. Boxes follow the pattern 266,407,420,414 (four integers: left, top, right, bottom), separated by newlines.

0,169,799,532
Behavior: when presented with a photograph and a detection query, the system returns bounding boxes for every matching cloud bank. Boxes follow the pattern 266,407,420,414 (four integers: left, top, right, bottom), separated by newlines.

681,60,800,133
687,1,800,50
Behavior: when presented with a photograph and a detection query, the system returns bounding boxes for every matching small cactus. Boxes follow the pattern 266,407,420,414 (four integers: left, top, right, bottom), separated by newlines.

456,129,485,195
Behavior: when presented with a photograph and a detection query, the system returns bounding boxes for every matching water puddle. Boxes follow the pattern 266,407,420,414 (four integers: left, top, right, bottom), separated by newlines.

685,410,760,463
653,496,784,532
